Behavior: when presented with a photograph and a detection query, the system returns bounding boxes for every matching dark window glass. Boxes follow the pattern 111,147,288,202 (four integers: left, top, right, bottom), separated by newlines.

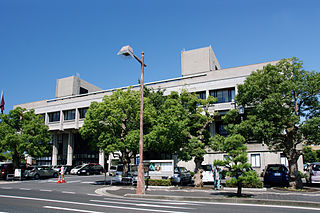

209,88,235,103
216,122,228,137
63,110,75,120
48,111,60,122
79,108,88,119
80,87,88,94
196,91,206,100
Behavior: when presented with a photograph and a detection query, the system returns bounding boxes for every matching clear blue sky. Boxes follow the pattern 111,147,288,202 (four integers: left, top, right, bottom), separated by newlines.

1,0,319,112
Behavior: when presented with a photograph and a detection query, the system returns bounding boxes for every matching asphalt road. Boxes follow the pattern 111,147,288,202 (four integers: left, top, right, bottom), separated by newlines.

1,175,320,213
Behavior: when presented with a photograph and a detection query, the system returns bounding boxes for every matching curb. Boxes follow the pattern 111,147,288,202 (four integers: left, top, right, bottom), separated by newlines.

124,193,320,208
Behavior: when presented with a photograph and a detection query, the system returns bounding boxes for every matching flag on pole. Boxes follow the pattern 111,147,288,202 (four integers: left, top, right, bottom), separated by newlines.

0,91,4,114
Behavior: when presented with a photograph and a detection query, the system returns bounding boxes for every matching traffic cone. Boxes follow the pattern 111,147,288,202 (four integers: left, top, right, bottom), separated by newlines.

57,174,61,183
61,173,66,183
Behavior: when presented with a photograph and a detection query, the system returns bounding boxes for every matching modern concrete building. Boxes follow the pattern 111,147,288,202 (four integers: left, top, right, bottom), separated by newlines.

15,46,303,174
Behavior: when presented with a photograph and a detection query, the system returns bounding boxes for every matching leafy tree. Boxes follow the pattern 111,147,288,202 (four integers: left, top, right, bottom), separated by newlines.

0,107,51,168
302,146,318,164
176,90,216,171
211,134,261,196
79,89,155,175
228,58,320,189
145,91,189,156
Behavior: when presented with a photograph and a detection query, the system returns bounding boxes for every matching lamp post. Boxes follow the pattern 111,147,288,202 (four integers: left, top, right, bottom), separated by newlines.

118,45,146,194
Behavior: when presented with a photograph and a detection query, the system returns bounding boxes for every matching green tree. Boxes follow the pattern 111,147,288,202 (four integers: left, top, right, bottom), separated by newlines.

229,58,320,189
211,134,261,196
176,90,216,171
302,146,318,164
79,89,155,175
0,107,51,168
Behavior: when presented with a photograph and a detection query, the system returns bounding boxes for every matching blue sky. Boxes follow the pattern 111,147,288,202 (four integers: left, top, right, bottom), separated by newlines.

1,0,319,112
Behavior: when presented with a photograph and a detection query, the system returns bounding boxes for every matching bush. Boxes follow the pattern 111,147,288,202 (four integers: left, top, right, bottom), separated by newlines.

145,179,172,186
226,170,263,188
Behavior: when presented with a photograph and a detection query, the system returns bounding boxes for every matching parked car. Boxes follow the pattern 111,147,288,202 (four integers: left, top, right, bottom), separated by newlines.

70,164,87,175
200,164,214,183
109,164,123,176
52,165,73,174
24,165,59,179
172,167,192,185
0,163,27,180
305,162,320,184
77,163,104,175
263,164,289,186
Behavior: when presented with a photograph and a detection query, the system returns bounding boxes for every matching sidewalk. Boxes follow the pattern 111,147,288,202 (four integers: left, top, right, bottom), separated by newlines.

96,185,320,208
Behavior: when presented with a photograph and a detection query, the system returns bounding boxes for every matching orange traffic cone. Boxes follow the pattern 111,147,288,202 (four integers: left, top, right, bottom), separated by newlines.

57,174,61,183
61,173,66,183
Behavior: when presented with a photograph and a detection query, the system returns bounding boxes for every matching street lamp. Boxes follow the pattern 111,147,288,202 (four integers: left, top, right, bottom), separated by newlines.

118,45,146,194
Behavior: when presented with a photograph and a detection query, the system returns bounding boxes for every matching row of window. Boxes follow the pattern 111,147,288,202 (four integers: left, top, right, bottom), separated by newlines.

196,87,235,103
250,153,288,168
46,108,88,123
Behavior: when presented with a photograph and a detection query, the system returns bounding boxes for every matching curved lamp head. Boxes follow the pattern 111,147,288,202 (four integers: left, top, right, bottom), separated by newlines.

118,45,134,58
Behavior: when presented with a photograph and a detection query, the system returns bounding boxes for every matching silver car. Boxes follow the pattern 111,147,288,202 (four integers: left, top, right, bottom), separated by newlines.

24,165,58,179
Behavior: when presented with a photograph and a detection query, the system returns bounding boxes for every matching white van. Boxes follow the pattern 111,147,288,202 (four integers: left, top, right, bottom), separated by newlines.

200,164,214,183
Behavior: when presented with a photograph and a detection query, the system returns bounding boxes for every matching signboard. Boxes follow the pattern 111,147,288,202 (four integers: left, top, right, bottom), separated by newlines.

14,169,21,179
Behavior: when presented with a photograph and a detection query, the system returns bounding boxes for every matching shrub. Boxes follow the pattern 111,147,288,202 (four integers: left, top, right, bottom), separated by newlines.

226,170,263,188
145,179,172,186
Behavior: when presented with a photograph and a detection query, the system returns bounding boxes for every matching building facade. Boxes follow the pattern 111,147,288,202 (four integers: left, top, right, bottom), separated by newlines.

15,46,303,174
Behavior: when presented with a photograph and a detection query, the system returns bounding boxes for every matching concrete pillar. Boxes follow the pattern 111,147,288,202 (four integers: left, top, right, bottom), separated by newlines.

99,149,105,168
67,132,74,166
52,134,58,166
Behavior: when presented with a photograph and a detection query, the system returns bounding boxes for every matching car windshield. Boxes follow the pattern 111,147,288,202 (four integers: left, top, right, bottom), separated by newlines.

312,164,320,171
74,165,83,169
266,165,287,172
201,165,212,171
110,166,117,170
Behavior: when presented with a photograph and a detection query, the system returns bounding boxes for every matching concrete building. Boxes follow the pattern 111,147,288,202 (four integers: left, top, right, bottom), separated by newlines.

15,46,303,174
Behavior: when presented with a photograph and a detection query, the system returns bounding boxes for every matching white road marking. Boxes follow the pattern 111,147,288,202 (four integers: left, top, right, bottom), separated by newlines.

87,194,102,197
62,191,76,194
1,187,12,189
39,189,52,192
104,197,200,205
66,180,81,183
81,181,95,184
19,188,31,190
91,199,193,209
0,195,190,213
44,206,104,213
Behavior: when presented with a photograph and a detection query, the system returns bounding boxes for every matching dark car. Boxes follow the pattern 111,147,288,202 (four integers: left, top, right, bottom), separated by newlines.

77,164,104,175
264,164,289,186
0,163,27,180
172,167,192,185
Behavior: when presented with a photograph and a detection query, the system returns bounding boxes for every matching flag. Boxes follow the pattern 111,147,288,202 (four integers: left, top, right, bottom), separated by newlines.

0,91,4,114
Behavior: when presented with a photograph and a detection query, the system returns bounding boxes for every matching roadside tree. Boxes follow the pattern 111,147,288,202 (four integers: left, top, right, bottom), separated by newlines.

176,90,216,172
0,107,51,168
229,58,320,189
79,89,155,175
211,134,261,196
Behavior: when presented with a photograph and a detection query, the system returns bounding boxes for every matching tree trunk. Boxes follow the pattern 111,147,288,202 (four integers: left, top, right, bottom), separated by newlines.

194,156,204,172
288,157,303,189
121,151,131,177
12,149,20,170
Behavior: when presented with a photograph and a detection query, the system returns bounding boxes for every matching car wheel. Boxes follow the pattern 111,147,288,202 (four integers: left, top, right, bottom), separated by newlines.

86,171,90,176
53,173,58,178
34,174,40,180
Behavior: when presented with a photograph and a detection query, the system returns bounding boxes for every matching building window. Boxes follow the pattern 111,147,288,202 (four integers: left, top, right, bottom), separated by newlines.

196,91,206,100
79,107,88,119
63,110,75,121
80,87,88,94
215,122,228,137
280,153,288,167
251,154,261,168
209,87,235,103
48,111,60,122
